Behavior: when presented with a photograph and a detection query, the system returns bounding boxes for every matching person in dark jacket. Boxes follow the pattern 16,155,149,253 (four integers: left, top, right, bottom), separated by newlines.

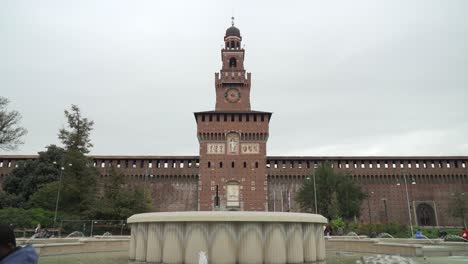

0,224,38,264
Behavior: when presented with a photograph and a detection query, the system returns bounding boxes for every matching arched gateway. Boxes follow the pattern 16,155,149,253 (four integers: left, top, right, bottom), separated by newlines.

416,203,436,226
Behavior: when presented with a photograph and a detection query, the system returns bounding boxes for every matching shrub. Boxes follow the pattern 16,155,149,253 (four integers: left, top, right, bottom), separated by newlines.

0,208,55,228
330,217,346,233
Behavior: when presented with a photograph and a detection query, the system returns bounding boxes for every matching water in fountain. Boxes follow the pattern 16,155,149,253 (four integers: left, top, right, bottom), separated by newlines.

443,234,466,242
345,231,361,239
413,234,435,244
198,251,208,264
102,232,112,237
376,233,395,239
66,231,85,238
356,255,416,264
22,234,37,245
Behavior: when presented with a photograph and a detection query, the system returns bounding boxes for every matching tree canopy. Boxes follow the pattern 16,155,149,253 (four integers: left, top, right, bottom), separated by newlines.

2,145,65,203
3,104,152,222
449,192,467,228
0,97,27,150
91,168,152,220
58,104,94,154
295,161,366,220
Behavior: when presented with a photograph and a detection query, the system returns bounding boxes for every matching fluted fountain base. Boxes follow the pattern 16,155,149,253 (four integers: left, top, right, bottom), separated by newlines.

127,211,327,264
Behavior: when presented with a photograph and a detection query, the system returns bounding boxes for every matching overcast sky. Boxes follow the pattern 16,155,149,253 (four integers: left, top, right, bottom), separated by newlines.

1,0,467,157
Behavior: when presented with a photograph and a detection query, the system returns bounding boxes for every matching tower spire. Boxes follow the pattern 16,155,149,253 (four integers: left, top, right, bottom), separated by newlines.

231,16,235,26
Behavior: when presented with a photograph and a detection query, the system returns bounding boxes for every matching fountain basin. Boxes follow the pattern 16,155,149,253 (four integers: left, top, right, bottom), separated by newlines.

127,211,327,264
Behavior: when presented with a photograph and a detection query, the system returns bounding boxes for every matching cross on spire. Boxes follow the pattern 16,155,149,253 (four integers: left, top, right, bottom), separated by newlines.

231,16,235,26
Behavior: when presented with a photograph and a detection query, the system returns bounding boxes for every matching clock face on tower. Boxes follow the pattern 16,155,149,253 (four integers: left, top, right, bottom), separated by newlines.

224,87,241,103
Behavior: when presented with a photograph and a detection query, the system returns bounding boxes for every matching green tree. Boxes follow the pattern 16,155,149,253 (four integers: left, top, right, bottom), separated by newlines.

0,97,27,150
28,105,98,217
2,145,65,203
28,150,98,216
449,192,467,228
295,161,366,220
58,105,94,154
0,191,24,208
0,208,55,228
328,191,340,219
92,168,152,220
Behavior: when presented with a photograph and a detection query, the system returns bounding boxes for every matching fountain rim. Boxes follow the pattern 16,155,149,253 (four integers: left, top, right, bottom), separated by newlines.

127,211,328,224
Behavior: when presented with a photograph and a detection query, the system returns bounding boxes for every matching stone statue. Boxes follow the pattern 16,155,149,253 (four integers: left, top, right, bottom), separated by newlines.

229,138,237,153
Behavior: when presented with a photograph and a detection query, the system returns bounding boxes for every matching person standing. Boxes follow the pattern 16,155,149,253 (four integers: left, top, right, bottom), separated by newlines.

460,228,468,242
34,224,41,235
0,225,38,264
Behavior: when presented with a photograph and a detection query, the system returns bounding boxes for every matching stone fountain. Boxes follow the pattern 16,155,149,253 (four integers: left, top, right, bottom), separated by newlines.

127,211,327,264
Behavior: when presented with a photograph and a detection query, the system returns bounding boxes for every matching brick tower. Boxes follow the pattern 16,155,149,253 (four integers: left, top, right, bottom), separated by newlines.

195,20,272,211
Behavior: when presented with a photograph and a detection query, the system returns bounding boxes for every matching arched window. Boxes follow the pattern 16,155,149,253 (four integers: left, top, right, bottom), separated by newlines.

231,41,235,48
229,58,237,68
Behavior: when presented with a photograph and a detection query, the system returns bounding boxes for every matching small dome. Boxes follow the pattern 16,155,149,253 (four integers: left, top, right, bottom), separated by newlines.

225,26,240,37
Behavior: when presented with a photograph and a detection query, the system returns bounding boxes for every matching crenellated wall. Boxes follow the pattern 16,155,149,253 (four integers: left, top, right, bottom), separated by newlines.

1,155,467,225
266,157,468,226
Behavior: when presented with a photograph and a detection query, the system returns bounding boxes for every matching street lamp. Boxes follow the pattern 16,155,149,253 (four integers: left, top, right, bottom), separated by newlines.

306,163,319,214
53,161,72,228
397,174,416,237
367,191,374,224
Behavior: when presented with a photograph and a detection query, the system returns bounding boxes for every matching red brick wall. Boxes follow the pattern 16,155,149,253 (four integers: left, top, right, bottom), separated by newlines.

1,156,467,225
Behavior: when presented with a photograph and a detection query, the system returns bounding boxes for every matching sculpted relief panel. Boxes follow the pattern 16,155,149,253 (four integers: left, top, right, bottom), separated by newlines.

207,143,225,154
206,134,261,155
241,143,260,154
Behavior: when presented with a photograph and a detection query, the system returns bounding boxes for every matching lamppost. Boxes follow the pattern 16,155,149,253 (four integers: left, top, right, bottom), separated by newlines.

367,190,374,224
306,163,319,214
397,174,416,237
53,161,72,228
